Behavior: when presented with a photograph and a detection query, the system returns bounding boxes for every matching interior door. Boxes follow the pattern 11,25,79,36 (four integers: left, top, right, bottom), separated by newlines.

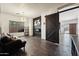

69,23,77,34
46,13,59,43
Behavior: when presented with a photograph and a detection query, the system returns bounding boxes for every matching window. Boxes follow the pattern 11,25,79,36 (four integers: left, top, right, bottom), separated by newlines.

9,21,24,33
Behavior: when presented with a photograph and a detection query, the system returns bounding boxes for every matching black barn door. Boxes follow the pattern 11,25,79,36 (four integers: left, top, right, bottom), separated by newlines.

46,13,59,43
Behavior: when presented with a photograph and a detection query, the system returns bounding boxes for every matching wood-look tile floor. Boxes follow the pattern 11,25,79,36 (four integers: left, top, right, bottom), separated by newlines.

13,34,71,56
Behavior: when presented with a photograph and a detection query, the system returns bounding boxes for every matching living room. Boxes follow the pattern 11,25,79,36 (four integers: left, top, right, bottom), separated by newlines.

0,3,79,56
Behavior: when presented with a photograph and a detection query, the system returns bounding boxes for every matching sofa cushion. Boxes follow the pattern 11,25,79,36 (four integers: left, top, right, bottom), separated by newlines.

0,36,12,44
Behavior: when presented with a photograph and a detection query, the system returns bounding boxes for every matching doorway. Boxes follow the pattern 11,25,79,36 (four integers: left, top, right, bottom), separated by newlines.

46,13,59,43
33,16,41,37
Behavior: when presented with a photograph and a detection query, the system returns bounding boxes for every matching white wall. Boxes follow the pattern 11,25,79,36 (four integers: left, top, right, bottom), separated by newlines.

41,9,57,39
41,13,46,39
27,8,58,39
59,8,79,22
29,18,33,36
0,12,28,36
60,19,78,34
0,3,30,37
0,11,34,37
59,7,79,34
78,14,79,35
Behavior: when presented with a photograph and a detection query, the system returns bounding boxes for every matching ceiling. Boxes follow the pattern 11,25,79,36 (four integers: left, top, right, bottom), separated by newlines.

0,3,68,18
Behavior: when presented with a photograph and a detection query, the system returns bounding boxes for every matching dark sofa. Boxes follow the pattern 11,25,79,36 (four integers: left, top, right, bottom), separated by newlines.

0,36,26,56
